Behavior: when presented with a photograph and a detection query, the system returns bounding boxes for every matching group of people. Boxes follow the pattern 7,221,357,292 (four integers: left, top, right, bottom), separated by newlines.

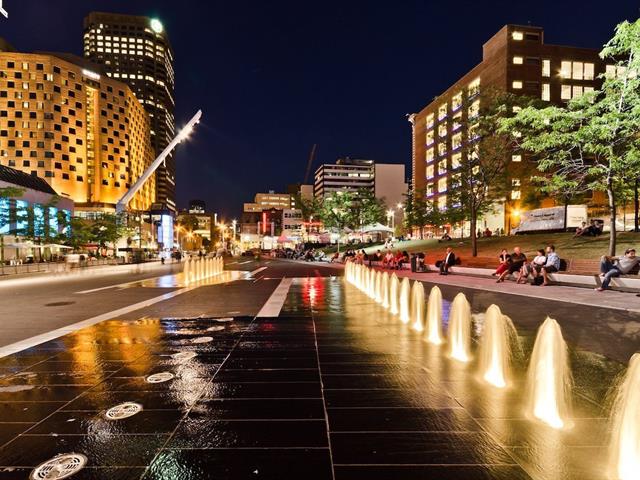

340,249,411,270
574,220,604,238
493,245,561,286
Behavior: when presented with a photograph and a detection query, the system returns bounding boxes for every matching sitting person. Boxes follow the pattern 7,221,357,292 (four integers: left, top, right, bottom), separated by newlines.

540,245,561,286
382,250,395,268
330,251,340,263
517,249,546,284
394,250,410,269
573,222,587,238
493,249,512,276
369,250,382,267
483,227,493,238
437,247,456,275
416,251,426,272
497,247,526,283
596,248,639,292
440,232,452,242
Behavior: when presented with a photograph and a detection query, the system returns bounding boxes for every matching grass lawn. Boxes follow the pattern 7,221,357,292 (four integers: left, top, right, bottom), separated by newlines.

338,232,640,261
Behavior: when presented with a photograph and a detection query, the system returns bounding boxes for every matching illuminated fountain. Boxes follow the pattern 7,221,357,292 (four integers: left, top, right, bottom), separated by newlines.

608,353,640,480
399,277,411,324
374,270,383,304
368,269,377,300
525,317,573,429
425,286,443,345
448,292,472,362
410,281,425,332
183,257,191,285
389,273,400,315
478,304,517,388
381,272,390,309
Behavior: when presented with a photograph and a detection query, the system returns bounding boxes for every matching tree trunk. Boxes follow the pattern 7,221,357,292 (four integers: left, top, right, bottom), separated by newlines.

634,178,639,232
607,178,617,256
470,214,477,257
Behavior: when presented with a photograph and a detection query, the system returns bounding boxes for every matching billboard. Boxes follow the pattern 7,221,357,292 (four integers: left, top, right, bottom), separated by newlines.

513,205,587,233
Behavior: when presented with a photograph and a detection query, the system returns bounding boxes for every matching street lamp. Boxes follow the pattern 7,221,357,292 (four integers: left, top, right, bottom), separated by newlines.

232,219,237,243
387,209,395,230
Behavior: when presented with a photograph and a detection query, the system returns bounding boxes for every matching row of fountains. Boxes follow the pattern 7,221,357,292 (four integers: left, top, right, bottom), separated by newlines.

344,262,639,480
182,256,224,285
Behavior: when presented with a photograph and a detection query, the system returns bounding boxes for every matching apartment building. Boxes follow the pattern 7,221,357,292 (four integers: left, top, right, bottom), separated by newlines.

409,24,607,232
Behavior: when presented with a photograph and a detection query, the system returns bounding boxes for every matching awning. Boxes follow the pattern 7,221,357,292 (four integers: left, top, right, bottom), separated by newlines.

360,222,394,233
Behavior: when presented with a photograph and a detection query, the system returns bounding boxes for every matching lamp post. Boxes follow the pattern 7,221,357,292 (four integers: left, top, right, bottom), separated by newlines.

232,219,237,243
387,209,395,230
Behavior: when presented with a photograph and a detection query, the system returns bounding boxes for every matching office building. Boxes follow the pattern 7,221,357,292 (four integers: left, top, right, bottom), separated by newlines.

83,12,176,211
314,157,407,207
409,25,605,232
0,50,156,213
243,191,293,213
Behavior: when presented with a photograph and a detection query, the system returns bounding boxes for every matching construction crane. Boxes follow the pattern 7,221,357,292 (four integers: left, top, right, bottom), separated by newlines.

303,144,317,184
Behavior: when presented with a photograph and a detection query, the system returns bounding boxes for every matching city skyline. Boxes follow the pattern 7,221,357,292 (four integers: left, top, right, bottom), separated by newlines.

1,0,637,216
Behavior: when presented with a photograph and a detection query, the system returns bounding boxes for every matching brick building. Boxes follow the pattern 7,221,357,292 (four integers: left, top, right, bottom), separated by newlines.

409,24,611,233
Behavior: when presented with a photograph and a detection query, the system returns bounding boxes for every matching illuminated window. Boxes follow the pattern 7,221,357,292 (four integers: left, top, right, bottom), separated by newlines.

512,81,523,89
512,31,524,40
468,100,480,119
426,165,435,179
438,124,447,137
452,133,462,150
572,85,583,98
469,124,479,140
438,103,447,120
572,61,584,80
512,154,522,162
438,195,447,210
452,111,462,130
451,153,461,169
438,142,447,156
452,92,462,110
542,59,551,77
468,78,480,97
426,148,434,163
511,190,521,200
426,183,434,196
584,63,595,80
561,85,571,100
542,83,550,101
513,56,523,65
584,86,594,95
438,160,447,175
512,178,521,187
560,61,572,79
426,131,434,145
438,178,447,193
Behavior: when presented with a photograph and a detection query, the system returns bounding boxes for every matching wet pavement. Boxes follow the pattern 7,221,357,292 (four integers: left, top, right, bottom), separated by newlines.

0,260,633,479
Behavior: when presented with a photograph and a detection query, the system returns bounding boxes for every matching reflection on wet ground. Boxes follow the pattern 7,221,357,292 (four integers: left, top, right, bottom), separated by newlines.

0,275,629,479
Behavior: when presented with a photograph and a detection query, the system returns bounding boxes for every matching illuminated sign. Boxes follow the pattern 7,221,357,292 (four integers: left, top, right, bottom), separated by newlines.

82,69,100,81
160,214,173,248
150,18,163,33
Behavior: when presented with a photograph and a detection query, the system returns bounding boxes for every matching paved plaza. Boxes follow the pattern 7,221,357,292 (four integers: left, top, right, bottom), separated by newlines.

0,259,636,479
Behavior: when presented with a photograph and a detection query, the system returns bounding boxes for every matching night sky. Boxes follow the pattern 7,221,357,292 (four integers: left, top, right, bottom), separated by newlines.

1,1,638,218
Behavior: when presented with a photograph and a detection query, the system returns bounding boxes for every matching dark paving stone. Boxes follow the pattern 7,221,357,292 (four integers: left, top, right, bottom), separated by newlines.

0,371,106,386
328,407,478,432
0,401,64,422
319,353,405,363
477,417,609,448
63,390,196,411
334,465,533,480
508,445,608,480
25,361,123,373
27,409,184,435
0,423,32,447
228,349,318,358
331,432,516,465
0,384,88,402
144,448,332,480
91,376,208,394
110,362,221,379
224,357,318,369
0,434,167,467
0,352,57,369
168,417,328,448
0,467,146,479
192,399,325,419
320,363,417,375
325,389,458,408
202,382,322,399
321,374,433,390
214,369,320,382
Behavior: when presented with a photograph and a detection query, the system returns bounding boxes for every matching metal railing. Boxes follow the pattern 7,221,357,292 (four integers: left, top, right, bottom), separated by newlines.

0,257,158,277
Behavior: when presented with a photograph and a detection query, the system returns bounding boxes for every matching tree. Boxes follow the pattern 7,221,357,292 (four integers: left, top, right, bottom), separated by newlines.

91,213,131,253
501,19,640,255
352,188,386,236
448,87,541,256
178,214,200,233
318,191,356,251
65,217,93,251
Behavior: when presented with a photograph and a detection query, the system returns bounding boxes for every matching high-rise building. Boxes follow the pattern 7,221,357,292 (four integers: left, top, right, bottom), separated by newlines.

314,157,407,207
409,25,605,232
0,50,156,213
83,12,176,211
